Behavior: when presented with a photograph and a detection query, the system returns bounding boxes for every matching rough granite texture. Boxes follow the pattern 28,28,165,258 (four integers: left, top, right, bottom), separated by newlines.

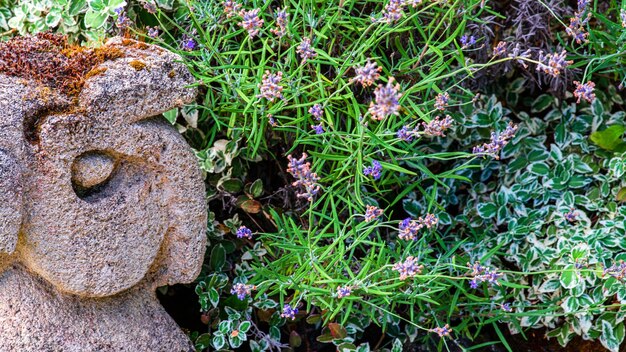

0,37,206,351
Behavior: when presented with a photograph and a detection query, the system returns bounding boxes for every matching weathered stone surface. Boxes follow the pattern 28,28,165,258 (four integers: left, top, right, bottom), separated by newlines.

0,36,206,351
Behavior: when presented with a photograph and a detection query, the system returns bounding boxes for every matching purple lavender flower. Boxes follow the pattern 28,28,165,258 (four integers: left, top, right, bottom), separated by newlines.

472,123,519,159
467,262,502,288
336,285,352,298
381,0,405,24
231,283,255,300
271,8,288,38
564,209,578,222
501,303,512,312
287,153,321,201
566,11,590,44
460,35,476,48
311,124,324,134
257,71,284,102
434,92,449,111
353,59,382,87
405,0,422,7
363,160,383,180
493,41,507,57
267,114,278,126
238,9,264,38
508,43,532,68
296,37,317,64
223,0,242,18
280,304,299,320
621,9,626,28
397,125,419,141
364,205,383,222
181,36,196,51
603,261,626,280
368,77,402,121
147,26,159,39
398,214,438,240
393,256,424,280
430,324,451,337
143,1,157,14
236,226,253,239
422,115,453,137
309,104,323,120
573,81,595,103
536,50,573,78
114,8,132,30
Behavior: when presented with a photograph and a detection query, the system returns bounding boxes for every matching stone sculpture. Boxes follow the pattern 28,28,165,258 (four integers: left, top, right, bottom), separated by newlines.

0,34,207,351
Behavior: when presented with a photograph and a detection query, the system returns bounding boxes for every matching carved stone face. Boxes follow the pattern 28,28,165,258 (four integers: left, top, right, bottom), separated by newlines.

0,37,207,298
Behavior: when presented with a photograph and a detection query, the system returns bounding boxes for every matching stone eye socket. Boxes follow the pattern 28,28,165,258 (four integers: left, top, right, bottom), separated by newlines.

71,151,117,199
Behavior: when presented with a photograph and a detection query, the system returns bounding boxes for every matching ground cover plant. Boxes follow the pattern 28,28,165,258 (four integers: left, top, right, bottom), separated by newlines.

7,0,626,351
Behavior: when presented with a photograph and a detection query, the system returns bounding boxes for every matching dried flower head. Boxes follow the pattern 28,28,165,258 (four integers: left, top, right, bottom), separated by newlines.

364,205,384,222
536,50,573,78
381,0,405,24
393,256,424,280
296,37,317,63
223,0,242,18
398,214,438,240
493,41,507,57
268,114,278,126
257,71,284,102
368,77,402,121
434,92,450,111
353,59,382,87
508,43,532,68
422,115,453,137
238,9,264,38
405,0,423,7
271,8,288,38
287,153,321,201
473,123,518,159
431,324,451,337
573,81,595,103
143,1,157,14
467,262,502,289
603,261,626,280
397,125,419,141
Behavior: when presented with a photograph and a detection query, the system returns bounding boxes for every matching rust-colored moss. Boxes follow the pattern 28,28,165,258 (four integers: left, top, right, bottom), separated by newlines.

0,33,125,96
129,60,146,71
168,69,176,78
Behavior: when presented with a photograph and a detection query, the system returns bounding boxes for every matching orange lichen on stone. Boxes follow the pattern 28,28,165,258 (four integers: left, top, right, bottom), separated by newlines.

0,33,125,96
84,67,108,80
121,38,150,50
129,60,147,71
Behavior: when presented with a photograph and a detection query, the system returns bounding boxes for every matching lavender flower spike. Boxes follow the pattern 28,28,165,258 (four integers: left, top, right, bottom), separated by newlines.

368,77,402,121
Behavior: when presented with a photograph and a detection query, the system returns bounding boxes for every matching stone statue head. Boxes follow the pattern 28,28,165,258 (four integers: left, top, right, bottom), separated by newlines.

0,35,207,298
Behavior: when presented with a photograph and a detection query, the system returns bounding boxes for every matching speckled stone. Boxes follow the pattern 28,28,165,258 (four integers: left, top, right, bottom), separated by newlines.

0,37,206,351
